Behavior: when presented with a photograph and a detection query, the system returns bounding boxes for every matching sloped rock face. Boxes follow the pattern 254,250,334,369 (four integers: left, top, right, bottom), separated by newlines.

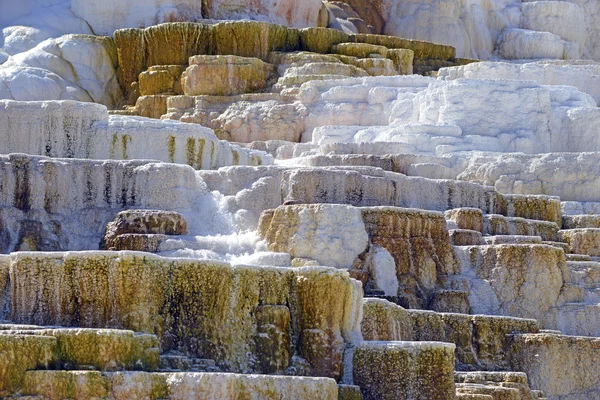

362,299,539,371
182,55,271,96
7,251,362,379
0,154,209,252
259,204,369,269
20,371,339,399
0,328,160,372
361,207,459,307
459,244,568,326
353,341,456,400
0,100,272,168
0,335,56,396
0,34,123,108
259,204,459,307
509,333,600,400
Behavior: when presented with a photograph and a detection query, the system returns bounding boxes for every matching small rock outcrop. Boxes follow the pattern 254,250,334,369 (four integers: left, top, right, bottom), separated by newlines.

103,210,188,251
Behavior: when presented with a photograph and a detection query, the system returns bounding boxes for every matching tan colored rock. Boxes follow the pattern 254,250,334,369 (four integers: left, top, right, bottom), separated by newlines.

299,27,349,53
143,23,215,67
214,21,298,60
138,65,184,96
361,298,413,341
8,252,360,378
134,95,170,119
509,333,600,399
445,208,484,232
335,55,396,76
495,194,562,225
353,341,456,400
386,48,414,74
114,28,146,100
350,34,456,60
558,228,600,256
21,371,339,400
429,289,471,313
1,328,159,371
361,206,459,308
483,214,559,242
103,209,187,250
318,3,330,28
332,42,388,58
449,229,484,246
562,214,600,229
295,267,363,380
338,384,364,400
182,55,271,96
464,244,568,325
21,370,108,399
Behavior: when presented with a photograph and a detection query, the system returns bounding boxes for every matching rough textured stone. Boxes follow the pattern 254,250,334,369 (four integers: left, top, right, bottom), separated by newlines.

483,214,559,242
103,209,188,250
138,65,185,96
460,244,568,327
558,229,600,256
361,207,459,308
259,204,369,269
299,28,349,54
509,333,600,400
182,55,271,96
338,384,364,400
0,335,57,396
449,229,484,246
353,341,456,400
361,298,413,342
20,371,339,400
214,21,298,60
446,208,484,232
8,252,361,378
350,34,456,60
0,328,159,372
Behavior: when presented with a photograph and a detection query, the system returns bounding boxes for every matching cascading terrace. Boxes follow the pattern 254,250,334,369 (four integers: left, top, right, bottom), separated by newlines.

1,0,600,399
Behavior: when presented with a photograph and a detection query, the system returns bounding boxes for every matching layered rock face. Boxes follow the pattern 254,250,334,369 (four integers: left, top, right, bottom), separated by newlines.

5,251,362,379
0,100,271,167
3,1,600,399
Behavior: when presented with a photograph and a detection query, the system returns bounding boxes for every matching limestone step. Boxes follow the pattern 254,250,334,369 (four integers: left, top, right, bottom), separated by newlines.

428,289,471,314
159,352,221,372
565,253,593,261
541,240,570,252
483,214,559,241
0,325,160,373
13,371,338,400
275,73,353,88
338,384,363,400
450,229,485,246
483,235,542,245
562,214,600,229
455,371,547,399
567,261,600,288
361,299,539,371
555,302,600,337
508,332,600,400
353,341,456,400
558,228,600,256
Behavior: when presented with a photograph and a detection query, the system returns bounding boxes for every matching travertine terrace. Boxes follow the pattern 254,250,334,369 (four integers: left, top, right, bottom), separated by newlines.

1,0,600,399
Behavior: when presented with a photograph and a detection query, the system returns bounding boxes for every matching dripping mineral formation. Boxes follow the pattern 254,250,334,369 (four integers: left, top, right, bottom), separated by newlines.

1,0,600,399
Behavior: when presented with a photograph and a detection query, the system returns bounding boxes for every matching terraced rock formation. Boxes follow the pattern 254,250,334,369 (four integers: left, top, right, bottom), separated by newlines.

1,0,600,399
